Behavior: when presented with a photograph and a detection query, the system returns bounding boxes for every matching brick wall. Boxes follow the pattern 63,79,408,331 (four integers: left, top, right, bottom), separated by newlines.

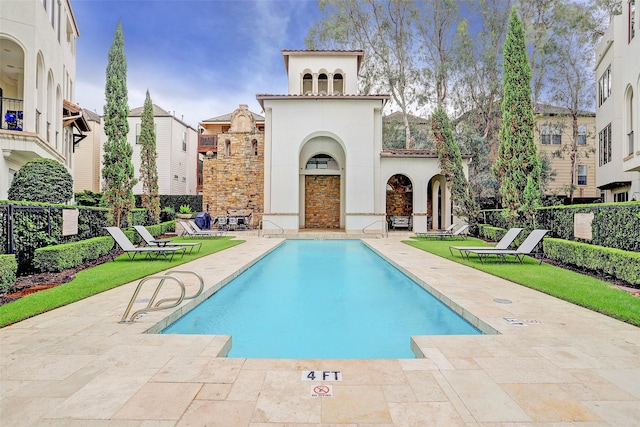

304,175,340,228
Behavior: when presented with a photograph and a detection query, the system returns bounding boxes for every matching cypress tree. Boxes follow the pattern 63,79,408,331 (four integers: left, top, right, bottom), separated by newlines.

431,106,478,227
102,21,136,228
493,7,541,229
139,90,160,224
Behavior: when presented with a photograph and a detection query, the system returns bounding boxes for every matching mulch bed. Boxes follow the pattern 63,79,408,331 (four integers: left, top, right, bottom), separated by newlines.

0,253,116,306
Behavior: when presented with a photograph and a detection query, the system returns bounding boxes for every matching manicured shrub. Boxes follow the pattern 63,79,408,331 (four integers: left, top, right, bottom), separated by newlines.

33,236,114,273
0,255,18,294
8,158,73,204
544,238,640,286
477,224,507,242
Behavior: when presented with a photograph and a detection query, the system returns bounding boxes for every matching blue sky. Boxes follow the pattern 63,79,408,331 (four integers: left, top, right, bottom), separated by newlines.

71,0,322,127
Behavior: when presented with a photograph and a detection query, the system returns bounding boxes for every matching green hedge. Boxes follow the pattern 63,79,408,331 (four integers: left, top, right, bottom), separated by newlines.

33,236,114,273
31,221,177,273
544,238,640,286
477,224,508,242
0,255,17,294
481,201,640,252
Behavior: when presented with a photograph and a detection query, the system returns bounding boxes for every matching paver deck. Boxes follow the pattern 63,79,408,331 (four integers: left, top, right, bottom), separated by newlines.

1,234,639,426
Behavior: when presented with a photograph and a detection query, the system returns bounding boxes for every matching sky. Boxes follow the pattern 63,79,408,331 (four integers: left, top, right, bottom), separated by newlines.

70,0,323,128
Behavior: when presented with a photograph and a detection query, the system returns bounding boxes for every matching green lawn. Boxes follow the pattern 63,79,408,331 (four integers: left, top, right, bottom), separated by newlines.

405,237,640,327
0,236,243,328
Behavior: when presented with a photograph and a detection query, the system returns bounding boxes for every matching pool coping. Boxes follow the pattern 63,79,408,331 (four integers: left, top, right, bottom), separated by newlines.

2,233,639,425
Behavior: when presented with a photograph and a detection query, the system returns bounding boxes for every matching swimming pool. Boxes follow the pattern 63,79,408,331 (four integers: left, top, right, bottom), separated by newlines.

162,240,481,358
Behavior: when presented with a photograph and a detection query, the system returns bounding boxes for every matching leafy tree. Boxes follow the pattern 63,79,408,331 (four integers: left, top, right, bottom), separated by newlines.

544,2,598,203
102,21,136,228
416,0,460,108
493,7,541,228
307,0,421,148
430,106,478,225
8,158,73,204
451,0,510,207
139,90,160,224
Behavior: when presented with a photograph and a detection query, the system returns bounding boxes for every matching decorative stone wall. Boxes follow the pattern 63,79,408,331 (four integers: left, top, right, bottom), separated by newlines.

385,174,413,218
201,131,264,228
304,175,340,228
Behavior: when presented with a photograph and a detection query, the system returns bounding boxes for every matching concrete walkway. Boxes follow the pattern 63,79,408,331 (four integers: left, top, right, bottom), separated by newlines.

1,234,639,426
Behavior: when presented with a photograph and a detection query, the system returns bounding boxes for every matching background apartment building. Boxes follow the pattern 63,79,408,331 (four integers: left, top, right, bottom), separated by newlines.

1,0,88,200
595,1,640,202
73,105,198,196
534,105,599,203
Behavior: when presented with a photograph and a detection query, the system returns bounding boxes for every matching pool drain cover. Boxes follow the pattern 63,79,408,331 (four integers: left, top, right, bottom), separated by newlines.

493,298,512,304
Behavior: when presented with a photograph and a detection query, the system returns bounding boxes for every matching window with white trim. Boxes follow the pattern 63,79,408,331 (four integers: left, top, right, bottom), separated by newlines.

577,125,587,145
599,123,612,166
598,66,612,106
577,165,587,185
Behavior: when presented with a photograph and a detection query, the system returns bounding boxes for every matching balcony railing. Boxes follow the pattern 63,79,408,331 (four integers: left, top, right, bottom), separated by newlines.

1,97,24,131
198,134,218,152
628,131,635,156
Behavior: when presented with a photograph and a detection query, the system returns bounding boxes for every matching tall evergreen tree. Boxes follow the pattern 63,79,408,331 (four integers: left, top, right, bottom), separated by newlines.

430,106,478,226
139,90,160,224
102,21,136,228
493,7,541,228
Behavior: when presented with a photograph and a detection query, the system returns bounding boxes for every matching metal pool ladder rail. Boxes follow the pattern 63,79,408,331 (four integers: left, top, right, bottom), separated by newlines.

119,270,204,323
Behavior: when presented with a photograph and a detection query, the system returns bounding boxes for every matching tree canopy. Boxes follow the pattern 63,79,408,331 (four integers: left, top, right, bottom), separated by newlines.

139,90,160,224
494,7,541,228
102,21,136,228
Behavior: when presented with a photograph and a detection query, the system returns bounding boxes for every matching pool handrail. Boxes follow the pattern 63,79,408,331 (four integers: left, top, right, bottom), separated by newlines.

362,219,388,238
258,219,284,237
119,270,204,323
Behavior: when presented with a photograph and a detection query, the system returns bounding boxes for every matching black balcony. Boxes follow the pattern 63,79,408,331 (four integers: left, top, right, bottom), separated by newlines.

1,97,24,131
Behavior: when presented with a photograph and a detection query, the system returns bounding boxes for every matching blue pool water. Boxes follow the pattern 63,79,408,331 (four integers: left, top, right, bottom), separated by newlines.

162,240,480,358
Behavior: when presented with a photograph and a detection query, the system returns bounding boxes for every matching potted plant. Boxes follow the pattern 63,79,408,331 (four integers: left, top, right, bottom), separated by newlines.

177,205,193,219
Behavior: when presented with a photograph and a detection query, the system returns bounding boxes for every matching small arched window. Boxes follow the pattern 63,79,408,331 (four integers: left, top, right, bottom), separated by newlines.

333,73,343,94
225,139,231,156
318,73,328,94
303,73,312,94
252,140,258,156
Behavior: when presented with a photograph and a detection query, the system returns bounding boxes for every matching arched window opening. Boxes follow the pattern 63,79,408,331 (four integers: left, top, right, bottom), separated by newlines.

626,87,635,155
333,73,343,94
225,139,231,156
303,73,312,94
318,73,328,95
305,153,338,170
252,139,258,156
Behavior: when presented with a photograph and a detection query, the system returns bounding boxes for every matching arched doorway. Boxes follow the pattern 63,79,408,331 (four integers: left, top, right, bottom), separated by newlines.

428,175,448,230
386,174,413,229
299,136,346,229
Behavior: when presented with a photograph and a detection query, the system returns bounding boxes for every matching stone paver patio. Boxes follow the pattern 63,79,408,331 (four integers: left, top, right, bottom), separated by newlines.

1,234,639,426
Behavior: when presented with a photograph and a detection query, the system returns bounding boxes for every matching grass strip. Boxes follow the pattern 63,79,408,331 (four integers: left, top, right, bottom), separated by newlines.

405,237,640,327
0,236,243,328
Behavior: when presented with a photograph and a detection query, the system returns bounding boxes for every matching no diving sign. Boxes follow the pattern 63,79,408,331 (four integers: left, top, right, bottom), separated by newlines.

310,384,333,397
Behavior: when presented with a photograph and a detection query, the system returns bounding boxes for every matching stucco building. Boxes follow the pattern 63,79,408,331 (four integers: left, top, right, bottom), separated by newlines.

200,50,463,234
595,2,640,201
1,0,88,200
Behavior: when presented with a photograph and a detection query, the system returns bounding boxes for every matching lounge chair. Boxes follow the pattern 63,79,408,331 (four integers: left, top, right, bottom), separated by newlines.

415,223,457,239
464,229,550,264
440,224,469,239
449,227,523,258
104,227,186,261
133,225,202,254
180,221,226,237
